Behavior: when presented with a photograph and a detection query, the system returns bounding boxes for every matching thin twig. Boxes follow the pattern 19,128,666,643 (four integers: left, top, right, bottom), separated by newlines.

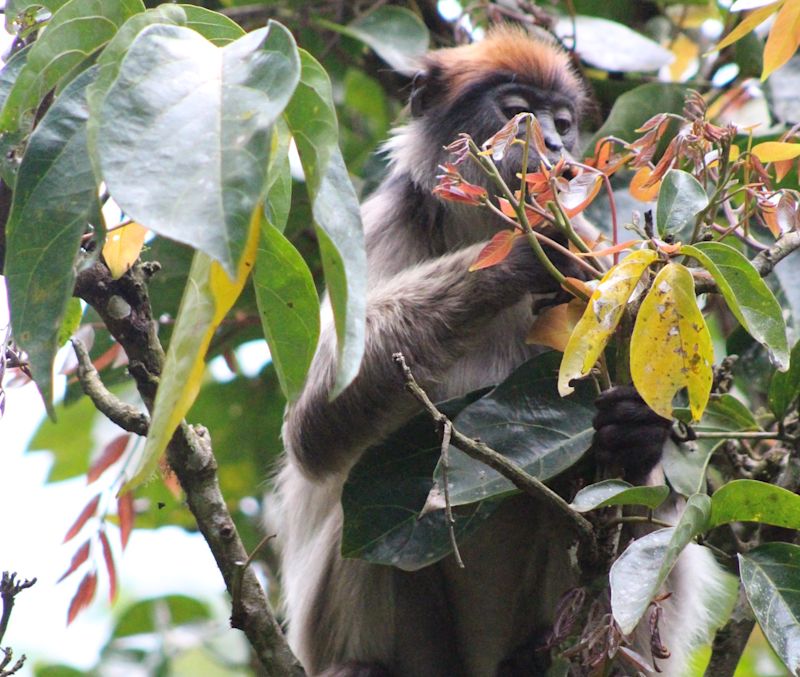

0,573,35,647
393,352,597,562
439,419,464,569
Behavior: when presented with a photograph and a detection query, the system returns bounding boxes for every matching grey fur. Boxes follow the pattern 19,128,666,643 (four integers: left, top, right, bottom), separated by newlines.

270,38,726,677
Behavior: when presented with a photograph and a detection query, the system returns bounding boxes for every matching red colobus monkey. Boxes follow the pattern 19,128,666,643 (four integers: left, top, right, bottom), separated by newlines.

272,27,726,677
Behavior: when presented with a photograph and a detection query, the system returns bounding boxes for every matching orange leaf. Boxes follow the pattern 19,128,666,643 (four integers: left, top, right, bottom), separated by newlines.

774,158,794,181
629,167,662,201
469,230,522,271
67,571,98,625
63,494,100,543
526,299,586,352
117,492,135,550
762,0,800,80
87,434,130,484
575,239,644,257
497,197,546,226
562,276,594,298
57,540,91,583
99,530,117,602
561,173,603,215
102,222,148,280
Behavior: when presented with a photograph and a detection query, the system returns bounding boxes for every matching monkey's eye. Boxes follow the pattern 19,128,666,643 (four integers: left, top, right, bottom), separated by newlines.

554,112,573,136
500,95,531,119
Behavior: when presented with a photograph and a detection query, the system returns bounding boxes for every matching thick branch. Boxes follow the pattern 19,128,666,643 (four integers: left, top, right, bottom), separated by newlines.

74,261,304,676
392,352,597,561
704,601,754,677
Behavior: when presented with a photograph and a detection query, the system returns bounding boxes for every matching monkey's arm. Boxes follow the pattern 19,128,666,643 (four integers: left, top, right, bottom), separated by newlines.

284,240,566,480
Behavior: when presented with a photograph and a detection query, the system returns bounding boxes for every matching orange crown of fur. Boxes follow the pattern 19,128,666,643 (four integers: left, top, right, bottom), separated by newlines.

423,26,586,107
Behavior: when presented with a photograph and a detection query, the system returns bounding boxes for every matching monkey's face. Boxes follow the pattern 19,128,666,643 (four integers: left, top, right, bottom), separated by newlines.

414,72,580,198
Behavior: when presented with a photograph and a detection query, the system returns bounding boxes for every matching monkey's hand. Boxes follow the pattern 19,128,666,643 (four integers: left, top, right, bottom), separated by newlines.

592,385,672,481
501,230,588,299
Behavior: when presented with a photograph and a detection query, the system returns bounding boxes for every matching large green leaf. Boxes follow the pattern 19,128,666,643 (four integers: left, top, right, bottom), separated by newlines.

284,50,366,396
0,0,143,132
113,595,211,638
769,339,800,419
610,494,712,634
0,46,31,186
570,480,669,513
253,220,320,401
664,394,760,496
655,169,708,242
96,21,300,277
342,391,495,570
4,67,98,413
682,241,789,370
320,6,429,74
708,479,800,530
739,543,800,675
440,354,596,506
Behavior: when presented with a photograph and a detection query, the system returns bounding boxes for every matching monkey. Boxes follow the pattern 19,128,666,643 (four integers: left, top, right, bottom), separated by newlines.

270,26,728,677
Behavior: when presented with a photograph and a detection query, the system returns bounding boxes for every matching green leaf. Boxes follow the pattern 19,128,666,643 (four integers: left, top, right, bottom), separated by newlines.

559,249,658,396
709,479,800,529
770,339,800,419
570,480,670,512
441,354,596,506
113,595,211,637
611,494,712,634
5,0,68,33
178,5,244,45
57,298,84,346
662,437,718,497
264,119,293,232
655,169,708,241
96,21,300,277
739,543,800,675
320,7,429,73
4,67,98,412
700,393,761,431
342,390,495,570
583,83,688,156
630,262,713,421
682,241,789,370
285,50,366,396
0,0,143,132
0,46,31,185
254,220,320,401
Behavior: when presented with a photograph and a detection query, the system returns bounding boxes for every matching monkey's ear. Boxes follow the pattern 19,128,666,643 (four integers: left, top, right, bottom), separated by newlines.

409,64,445,117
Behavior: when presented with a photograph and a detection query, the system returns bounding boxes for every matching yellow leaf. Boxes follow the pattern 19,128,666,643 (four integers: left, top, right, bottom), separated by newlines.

630,263,713,421
762,0,800,80
558,249,659,396
714,2,782,52
526,299,586,352
122,205,261,492
102,222,148,280
667,33,700,82
751,141,800,162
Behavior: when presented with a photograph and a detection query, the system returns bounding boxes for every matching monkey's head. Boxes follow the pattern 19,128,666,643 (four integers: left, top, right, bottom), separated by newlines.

387,26,588,230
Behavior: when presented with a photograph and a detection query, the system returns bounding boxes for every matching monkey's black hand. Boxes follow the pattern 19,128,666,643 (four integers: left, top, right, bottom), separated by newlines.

502,229,587,298
592,385,672,481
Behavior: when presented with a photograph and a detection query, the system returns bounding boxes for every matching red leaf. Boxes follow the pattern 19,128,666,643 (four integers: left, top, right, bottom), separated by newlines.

99,530,117,602
67,570,98,625
497,197,546,227
87,434,130,484
469,230,522,271
63,495,101,543
118,492,135,550
92,342,124,372
432,178,487,205
57,540,91,583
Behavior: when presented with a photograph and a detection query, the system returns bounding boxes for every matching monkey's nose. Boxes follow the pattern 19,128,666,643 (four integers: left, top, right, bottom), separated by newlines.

545,136,563,152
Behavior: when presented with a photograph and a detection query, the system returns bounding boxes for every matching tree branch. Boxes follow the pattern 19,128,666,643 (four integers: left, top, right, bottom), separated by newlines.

74,261,304,676
392,352,597,562
71,338,149,436
0,572,35,677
